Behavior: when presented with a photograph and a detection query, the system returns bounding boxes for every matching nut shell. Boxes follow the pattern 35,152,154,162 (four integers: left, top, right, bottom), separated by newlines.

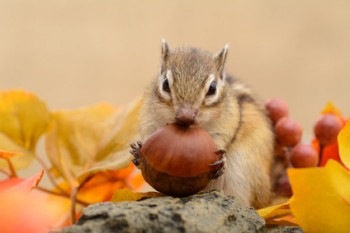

139,123,219,196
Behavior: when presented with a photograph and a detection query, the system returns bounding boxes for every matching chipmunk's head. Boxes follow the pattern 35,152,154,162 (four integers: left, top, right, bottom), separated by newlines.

156,40,229,126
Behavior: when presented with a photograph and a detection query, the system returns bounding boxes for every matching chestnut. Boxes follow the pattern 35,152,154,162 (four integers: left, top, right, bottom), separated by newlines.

130,123,224,197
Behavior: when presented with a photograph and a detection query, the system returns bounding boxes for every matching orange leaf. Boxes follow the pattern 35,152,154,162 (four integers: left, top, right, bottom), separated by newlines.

127,171,147,191
311,138,320,154
320,142,341,166
77,163,145,203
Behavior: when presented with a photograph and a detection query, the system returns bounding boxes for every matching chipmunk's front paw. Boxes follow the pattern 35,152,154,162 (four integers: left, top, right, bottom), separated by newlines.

130,140,143,168
209,150,226,179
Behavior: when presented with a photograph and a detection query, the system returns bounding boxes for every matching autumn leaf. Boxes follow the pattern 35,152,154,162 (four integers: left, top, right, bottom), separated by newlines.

320,142,343,167
35,188,72,228
45,103,116,186
338,120,350,169
258,198,292,220
288,160,350,233
0,170,46,233
0,150,21,177
77,163,146,203
0,90,50,151
258,197,297,226
45,99,141,189
5,169,44,192
0,169,43,194
0,90,50,170
321,102,344,122
111,188,163,202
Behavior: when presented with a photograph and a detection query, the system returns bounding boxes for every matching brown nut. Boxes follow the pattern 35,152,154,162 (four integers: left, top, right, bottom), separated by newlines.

138,123,220,197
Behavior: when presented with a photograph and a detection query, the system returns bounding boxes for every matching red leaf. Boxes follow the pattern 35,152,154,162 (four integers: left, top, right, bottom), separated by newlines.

4,169,44,193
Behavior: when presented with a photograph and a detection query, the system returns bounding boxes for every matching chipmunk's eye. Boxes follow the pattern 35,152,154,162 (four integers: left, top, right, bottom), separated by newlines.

162,78,171,92
206,81,216,96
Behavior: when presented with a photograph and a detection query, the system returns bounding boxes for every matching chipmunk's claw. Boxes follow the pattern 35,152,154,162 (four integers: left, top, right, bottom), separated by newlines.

130,141,143,168
210,157,225,167
212,168,225,179
132,158,140,167
209,150,226,179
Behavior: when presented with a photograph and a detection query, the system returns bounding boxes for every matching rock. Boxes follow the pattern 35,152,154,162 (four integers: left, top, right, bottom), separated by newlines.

58,190,303,233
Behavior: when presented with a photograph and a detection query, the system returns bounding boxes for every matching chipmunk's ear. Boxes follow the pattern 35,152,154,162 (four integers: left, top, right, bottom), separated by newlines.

161,39,169,61
214,44,228,75
161,39,170,73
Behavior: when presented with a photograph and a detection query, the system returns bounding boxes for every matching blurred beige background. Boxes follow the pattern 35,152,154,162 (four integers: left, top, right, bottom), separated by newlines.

1,0,350,139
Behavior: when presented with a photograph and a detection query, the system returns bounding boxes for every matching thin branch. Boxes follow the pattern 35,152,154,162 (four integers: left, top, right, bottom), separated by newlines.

318,144,324,166
35,186,90,206
34,154,68,195
5,157,17,177
70,186,79,224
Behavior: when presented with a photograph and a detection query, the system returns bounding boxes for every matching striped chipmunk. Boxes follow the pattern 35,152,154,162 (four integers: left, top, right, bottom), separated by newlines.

131,40,274,208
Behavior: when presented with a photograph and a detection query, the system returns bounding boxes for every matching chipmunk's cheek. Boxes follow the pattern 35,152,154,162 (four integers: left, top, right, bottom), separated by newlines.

195,112,210,125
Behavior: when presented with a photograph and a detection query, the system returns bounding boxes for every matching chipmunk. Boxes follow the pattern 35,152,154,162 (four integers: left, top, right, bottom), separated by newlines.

131,40,274,208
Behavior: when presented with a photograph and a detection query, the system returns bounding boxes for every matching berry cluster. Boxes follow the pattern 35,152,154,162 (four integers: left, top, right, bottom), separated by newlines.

265,99,346,197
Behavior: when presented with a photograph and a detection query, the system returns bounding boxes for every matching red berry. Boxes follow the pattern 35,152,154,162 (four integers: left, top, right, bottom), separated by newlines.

275,117,302,147
265,99,289,125
314,114,343,145
290,144,319,168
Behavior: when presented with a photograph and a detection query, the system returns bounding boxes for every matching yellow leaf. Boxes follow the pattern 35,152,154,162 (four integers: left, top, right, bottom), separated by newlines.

93,98,142,162
45,103,117,185
338,120,350,169
288,160,350,233
45,99,141,187
0,133,35,170
0,90,50,151
111,188,163,202
258,198,292,220
0,90,50,170
258,198,297,226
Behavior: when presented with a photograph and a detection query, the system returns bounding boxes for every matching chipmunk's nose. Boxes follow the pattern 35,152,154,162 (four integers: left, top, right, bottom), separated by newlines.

175,107,198,126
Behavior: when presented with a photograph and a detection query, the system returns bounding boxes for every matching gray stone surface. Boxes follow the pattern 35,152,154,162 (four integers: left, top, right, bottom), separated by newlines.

58,191,302,233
